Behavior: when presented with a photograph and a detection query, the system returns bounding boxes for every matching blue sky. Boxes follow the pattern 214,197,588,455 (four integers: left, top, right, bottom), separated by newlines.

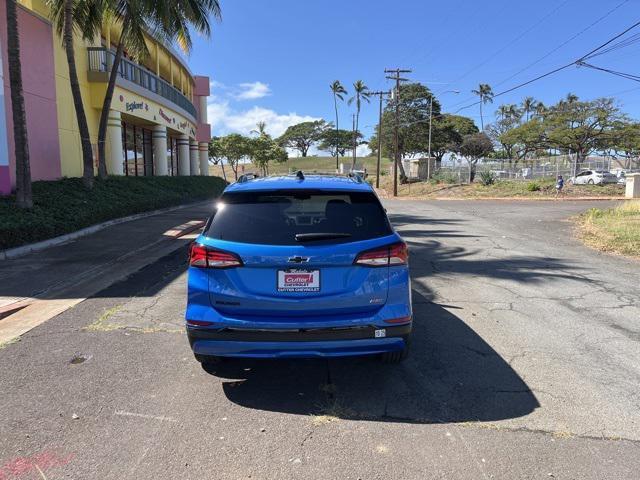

187,0,640,150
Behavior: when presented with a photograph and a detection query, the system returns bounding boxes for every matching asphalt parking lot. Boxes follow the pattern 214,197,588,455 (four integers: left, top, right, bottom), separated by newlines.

0,199,638,479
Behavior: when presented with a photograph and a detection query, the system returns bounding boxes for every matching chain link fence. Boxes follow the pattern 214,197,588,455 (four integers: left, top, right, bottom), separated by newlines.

394,155,640,183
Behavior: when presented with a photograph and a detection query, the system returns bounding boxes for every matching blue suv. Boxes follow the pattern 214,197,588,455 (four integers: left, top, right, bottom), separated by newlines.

186,172,411,363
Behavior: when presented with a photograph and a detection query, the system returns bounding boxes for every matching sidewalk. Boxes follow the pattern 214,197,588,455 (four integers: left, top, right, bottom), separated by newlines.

0,200,213,343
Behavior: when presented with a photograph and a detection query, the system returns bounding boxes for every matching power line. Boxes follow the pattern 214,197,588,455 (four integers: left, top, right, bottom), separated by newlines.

577,61,640,83
442,0,572,91
454,19,640,114
449,0,631,109
494,0,630,88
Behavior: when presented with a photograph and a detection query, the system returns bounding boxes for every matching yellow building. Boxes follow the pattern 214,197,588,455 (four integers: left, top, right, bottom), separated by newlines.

0,0,211,194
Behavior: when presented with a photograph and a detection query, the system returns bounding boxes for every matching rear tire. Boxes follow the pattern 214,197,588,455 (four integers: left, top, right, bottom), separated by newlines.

195,353,223,366
381,337,410,364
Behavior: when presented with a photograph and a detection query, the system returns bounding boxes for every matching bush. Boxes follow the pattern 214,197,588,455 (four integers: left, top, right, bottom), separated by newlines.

526,181,541,192
431,171,458,184
479,171,497,186
0,175,227,250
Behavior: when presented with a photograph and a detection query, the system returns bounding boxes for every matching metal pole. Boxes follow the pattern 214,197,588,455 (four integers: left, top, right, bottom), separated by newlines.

428,95,433,180
393,88,399,197
376,93,383,188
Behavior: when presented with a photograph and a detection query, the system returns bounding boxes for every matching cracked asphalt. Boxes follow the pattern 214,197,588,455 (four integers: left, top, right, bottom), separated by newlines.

1,199,639,479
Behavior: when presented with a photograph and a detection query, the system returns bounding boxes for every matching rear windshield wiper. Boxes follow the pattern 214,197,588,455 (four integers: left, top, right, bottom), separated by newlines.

295,232,352,242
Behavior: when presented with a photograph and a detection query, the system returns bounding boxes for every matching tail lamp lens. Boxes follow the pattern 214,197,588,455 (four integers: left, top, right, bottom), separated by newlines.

189,243,242,268
355,242,408,267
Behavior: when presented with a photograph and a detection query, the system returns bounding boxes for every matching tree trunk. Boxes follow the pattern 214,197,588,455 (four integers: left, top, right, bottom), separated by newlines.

64,0,94,188
97,23,128,178
219,161,227,181
5,0,32,208
468,160,476,183
333,95,339,170
397,155,407,183
479,101,484,131
352,105,359,169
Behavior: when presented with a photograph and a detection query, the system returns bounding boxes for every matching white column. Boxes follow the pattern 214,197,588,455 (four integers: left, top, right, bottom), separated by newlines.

177,134,190,176
106,110,124,175
152,125,168,176
189,140,199,175
199,142,209,176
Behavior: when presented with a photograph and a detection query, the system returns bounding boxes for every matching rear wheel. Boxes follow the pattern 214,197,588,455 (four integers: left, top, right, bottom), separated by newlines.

588,179,595,185
195,353,224,366
381,337,410,364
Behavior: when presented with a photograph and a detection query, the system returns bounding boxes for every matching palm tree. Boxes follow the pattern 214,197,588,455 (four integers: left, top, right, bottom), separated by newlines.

348,80,370,168
250,121,268,137
534,101,547,118
48,0,102,188
330,80,347,170
566,92,579,104
496,104,520,121
94,0,222,178
5,0,32,207
471,83,493,131
522,96,537,122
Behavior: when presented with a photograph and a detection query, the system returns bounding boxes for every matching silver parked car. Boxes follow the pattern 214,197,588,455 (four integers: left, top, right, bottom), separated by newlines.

569,170,618,185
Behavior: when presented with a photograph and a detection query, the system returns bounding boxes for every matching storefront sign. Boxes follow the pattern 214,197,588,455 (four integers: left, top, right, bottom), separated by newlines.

159,108,174,124
126,101,146,112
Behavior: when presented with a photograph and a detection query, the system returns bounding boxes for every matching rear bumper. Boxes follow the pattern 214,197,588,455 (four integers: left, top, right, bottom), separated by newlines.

187,323,411,358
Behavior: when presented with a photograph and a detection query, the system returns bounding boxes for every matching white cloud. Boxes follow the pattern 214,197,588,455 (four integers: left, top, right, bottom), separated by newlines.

234,81,271,100
207,100,320,138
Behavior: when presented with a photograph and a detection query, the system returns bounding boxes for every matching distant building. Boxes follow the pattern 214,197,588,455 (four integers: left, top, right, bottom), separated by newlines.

0,0,212,195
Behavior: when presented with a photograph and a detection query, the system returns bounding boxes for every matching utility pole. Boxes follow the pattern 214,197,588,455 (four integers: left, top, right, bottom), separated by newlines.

385,68,411,197
369,90,391,188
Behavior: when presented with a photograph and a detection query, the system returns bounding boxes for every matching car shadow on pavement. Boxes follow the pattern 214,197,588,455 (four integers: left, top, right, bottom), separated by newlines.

203,287,540,424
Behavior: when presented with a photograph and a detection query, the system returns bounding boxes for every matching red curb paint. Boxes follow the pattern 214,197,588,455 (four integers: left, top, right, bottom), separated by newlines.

0,451,73,478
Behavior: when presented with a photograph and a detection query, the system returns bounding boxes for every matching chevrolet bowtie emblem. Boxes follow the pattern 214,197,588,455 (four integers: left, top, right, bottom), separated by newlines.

288,256,310,263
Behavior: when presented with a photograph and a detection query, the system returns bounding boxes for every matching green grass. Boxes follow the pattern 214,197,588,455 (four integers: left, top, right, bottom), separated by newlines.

0,175,226,250
577,201,640,258
378,176,625,199
210,156,392,178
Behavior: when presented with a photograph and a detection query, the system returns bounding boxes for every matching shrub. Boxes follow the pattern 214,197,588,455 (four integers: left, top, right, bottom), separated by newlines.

0,176,227,250
431,171,458,184
526,181,541,192
479,171,497,186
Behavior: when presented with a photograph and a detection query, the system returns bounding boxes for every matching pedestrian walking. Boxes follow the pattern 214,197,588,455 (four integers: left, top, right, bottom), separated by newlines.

555,175,565,199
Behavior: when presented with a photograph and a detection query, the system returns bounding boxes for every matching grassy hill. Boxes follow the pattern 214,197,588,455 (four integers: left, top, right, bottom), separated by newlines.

209,156,393,179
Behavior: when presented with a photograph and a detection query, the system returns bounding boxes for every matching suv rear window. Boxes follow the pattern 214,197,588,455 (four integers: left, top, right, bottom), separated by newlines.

205,190,392,245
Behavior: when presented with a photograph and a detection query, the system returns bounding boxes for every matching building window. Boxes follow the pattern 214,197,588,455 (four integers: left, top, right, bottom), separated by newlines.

167,136,179,176
122,122,154,176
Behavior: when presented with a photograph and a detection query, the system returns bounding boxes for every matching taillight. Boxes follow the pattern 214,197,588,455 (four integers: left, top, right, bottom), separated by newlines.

354,242,408,267
189,243,243,268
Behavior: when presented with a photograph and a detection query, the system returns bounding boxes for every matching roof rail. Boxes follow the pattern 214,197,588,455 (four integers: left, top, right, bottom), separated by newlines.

347,172,365,183
237,173,259,183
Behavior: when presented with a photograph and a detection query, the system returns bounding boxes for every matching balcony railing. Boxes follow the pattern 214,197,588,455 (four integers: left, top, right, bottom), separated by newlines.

87,47,197,119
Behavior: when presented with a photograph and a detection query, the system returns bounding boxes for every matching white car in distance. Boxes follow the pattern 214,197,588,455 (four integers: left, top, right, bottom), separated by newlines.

569,170,618,185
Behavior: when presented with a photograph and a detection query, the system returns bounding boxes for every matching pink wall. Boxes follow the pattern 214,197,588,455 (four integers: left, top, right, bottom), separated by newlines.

0,5,61,193
193,76,210,97
193,75,211,143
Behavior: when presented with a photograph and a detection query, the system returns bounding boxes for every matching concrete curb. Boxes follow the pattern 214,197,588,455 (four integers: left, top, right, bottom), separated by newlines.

0,199,213,261
387,196,628,202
